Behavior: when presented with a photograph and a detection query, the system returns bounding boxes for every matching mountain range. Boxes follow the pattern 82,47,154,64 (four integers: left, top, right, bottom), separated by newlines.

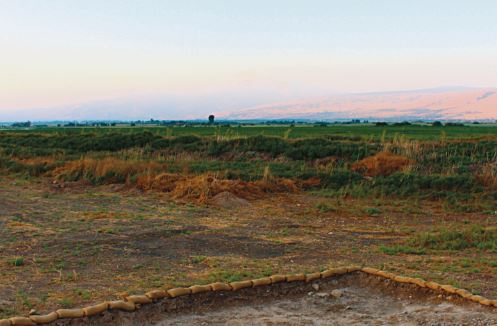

218,87,497,121
1,87,496,122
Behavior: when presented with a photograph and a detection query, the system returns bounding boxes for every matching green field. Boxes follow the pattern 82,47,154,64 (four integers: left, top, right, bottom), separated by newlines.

2,123,497,140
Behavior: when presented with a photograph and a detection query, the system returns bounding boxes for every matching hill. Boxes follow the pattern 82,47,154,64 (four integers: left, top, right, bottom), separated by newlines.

219,87,497,121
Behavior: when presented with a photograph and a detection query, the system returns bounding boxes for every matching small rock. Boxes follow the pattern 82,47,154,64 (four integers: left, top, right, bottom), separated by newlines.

331,289,343,298
312,283,320,291
316,292,330,298
29,309,38,315
307,292,314,296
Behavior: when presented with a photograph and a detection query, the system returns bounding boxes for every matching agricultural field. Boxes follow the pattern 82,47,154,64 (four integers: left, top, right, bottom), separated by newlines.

0,124,496,319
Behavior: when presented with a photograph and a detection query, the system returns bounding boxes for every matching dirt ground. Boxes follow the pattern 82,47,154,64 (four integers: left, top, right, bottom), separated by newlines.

0,177,496,319
48,273,497,326
157,285,496,326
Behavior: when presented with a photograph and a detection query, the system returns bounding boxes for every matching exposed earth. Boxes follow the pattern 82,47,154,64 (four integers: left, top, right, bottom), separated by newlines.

1,177,496,321
47,273,497,325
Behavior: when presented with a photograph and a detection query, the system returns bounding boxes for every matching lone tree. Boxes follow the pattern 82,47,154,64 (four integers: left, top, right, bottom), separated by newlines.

208,114,215,124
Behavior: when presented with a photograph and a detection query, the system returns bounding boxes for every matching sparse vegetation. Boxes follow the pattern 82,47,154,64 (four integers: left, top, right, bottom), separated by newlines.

0,124,496,318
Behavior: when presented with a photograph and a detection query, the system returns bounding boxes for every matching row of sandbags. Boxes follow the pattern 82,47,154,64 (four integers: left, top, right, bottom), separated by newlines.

1,266,495,325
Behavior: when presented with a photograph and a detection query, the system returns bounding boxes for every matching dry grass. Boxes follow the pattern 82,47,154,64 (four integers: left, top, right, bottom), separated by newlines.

50,158,299,204
475,162,497,189
171,174,298,204
51,158,167,183
351,152,412,177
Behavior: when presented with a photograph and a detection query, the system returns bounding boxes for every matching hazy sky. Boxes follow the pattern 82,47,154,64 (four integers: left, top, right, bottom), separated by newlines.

1,0,497,118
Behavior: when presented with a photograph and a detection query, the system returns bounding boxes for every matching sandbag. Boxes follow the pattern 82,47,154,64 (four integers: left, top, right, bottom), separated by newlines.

108,300,136,311
440,284,458,294
393,276,410,283
29,312,58,324
229,280,253,290
286,274,306,282
346,266,361,272
269,275,286,284
167,288,192,298
56,309,85,319
410,278,426,288
126,295,152,304
425,281,441,290
83,302,109,317
455,289,473,299
189,285,212,294
9,317,35,326
209,282,232,292
145,289,168,300
251,277,272,287
321,267,347,278
361,267,379,275
305,272,321,282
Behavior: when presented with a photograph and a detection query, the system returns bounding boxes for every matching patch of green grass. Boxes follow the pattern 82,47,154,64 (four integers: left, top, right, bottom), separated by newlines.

16,290,33,309
74,289,92,300
410,226,497,251
191,256,207,264
364,207,381,216
379,245,426,255
0,306,18,320
207,270,255,283
59,298,74,308
9,257,24,267
315,202,337,213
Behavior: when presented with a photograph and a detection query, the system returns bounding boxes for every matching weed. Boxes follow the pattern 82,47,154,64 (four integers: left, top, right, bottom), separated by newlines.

59,298,74,309
191,256,207,264
9,257,24,267
364,207,381,216
315,202,337,213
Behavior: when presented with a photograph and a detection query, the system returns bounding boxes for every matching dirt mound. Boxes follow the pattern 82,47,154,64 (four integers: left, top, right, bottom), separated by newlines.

211,191,251,209
51,158,299,203
352,152,412,177
171,175,297,204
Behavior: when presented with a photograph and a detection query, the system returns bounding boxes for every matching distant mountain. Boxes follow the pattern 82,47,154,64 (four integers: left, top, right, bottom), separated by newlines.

2,87,496,122
218,87,497,121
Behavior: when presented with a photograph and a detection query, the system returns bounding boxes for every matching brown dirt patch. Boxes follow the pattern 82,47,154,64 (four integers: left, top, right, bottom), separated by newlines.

48,273,497,326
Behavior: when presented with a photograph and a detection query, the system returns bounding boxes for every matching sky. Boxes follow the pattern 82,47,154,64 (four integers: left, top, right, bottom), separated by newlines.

1,0,497,120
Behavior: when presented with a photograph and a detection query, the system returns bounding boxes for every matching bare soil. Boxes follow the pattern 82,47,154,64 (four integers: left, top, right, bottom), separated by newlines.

0,178,496,319
49,273,496,326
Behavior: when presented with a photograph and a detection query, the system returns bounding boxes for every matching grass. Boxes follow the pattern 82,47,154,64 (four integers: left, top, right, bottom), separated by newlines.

0,124,496,318
380,225,497,256
411,226,497,251
379,245,426,255
8,257,24,267
2,124,497,140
